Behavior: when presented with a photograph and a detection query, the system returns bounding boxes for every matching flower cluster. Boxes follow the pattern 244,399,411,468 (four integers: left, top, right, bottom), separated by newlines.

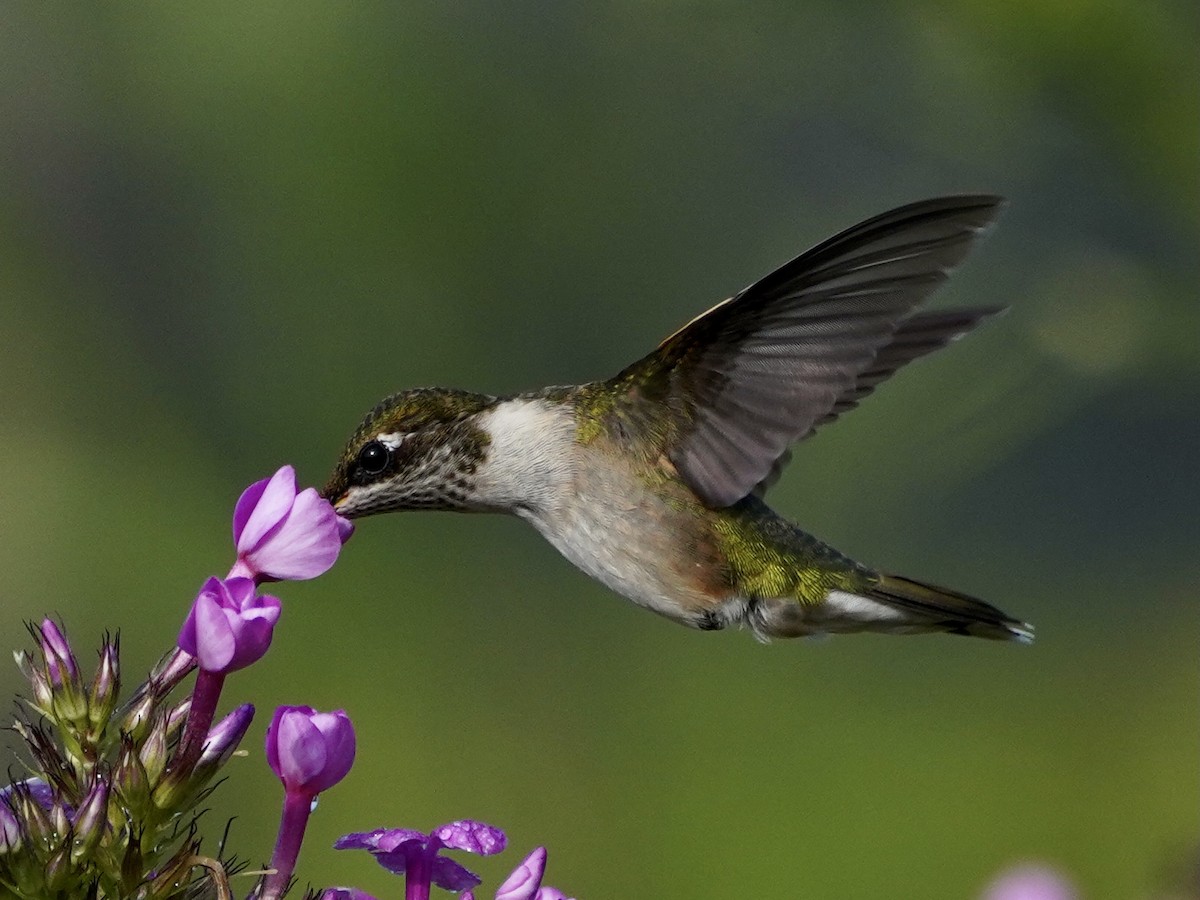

1,465,575,900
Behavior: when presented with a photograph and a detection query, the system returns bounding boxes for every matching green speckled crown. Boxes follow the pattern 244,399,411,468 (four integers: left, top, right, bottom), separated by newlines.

322,388,499,513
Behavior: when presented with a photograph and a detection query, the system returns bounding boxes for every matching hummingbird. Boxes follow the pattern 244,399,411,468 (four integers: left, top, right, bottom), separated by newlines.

322,196,1033,643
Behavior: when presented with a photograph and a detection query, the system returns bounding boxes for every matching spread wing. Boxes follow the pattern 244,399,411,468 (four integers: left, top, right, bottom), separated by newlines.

606,195,1005,508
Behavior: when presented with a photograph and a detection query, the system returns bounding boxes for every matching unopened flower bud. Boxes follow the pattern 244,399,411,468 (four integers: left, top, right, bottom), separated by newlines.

50,798,71,838
70,779,109,863
139,713,170,786
114,740,150,808
495,847,548,900
28,666,54,712
166,697,192,737
10,782,52,847
39,619,79,687
87,638,120,730
118,692,156,744
266,706,355,798
0,801,20,852
148,647,196,697
198,704,255,771
44,846,71,892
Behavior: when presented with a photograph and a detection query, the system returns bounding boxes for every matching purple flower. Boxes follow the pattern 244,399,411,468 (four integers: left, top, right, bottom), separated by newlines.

0,779,53,812
982,864,1079,900
0,778,61,853
229,465,353,583
177,577,280,674
266,706,356,798
259,707,358,900
321,890,379,900
336,820,506,898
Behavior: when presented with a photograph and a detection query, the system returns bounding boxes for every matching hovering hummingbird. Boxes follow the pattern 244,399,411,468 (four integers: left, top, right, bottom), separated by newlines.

322,196,1032,643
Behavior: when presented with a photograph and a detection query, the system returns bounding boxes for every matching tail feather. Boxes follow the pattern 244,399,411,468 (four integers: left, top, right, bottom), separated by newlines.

867,574,1034,643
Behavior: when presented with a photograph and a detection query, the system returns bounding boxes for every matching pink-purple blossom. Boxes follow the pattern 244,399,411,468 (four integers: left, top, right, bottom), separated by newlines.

229,465,353,583
259,707,358,900
266,706,356,798
177,577,280,674
336,820,506,897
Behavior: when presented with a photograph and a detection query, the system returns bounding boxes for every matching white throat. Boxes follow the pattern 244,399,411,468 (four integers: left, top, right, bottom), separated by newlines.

473,399,577,514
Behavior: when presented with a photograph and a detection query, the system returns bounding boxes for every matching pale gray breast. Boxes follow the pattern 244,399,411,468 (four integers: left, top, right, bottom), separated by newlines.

523,442,725,625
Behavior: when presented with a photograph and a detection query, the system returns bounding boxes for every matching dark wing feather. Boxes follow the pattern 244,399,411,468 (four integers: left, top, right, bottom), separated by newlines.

749,308,1003,496
608,196,1005,508
802,306,1006,438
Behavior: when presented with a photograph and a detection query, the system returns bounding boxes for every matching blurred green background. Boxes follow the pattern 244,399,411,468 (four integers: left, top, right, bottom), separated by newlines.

1,3,1197,898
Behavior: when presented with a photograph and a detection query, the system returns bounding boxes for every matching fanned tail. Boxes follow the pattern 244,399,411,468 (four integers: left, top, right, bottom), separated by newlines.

867,574,1034,643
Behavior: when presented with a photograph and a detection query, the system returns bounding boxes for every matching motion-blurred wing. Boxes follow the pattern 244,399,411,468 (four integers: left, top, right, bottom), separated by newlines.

610,196,1005,508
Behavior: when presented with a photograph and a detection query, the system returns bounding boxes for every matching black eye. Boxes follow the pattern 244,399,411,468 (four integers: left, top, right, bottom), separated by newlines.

357,440,391,476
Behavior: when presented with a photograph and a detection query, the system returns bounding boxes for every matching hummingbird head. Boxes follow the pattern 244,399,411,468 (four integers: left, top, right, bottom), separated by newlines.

322,388,500,518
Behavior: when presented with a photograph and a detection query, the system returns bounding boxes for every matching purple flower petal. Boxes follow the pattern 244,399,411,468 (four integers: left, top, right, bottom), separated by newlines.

336,828,428,858
533,889,572,900
495,847,547,900
232,476,269,547
276,712,328,788
236,467,298,553
433,820,506,856
304,710,356,794
253,489,342,579
431,855,482,892
0,778,54,811
191,591,237,671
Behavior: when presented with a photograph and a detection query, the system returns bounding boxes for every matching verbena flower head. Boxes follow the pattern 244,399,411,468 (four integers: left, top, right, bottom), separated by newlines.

267,706,356,798
230,465,353,583
177,576,281,674
336,820,506,895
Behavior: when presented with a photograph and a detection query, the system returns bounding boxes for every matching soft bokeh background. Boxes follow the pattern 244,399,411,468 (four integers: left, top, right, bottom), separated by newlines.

1,4,1197,898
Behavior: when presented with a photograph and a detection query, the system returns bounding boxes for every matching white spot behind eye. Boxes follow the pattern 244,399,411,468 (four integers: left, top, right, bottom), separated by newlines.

376,433,410,451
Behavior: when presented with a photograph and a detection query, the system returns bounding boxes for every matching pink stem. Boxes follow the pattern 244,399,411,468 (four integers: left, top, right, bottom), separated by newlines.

259,791,312,900
171,668,226,776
